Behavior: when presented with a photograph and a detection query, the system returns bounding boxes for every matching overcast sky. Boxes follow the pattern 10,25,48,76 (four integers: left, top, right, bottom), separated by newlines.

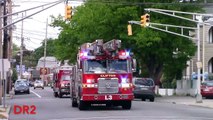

12,0,83,50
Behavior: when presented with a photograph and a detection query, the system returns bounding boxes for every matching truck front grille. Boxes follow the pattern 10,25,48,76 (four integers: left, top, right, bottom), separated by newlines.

98,78,119,94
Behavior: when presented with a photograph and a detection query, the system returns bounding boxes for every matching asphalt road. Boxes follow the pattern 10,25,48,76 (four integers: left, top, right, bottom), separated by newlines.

8,87,213,120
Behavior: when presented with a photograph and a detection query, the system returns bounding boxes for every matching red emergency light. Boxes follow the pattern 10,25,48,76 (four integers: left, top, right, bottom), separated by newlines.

118,50,130,59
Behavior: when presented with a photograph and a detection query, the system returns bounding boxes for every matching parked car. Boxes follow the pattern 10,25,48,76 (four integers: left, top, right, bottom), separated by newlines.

201,81,213,98
133,77,155,102
14,79,30,95
29,81,34,87
34,80,44,89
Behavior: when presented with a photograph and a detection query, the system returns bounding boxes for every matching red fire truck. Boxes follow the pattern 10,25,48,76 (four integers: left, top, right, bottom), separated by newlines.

70,39,136,110
53,61,72,98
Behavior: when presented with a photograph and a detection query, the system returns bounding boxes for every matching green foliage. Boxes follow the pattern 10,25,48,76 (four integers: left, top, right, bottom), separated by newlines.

12,44,20,57
31,38,56,64
51,0,204,85
12,68,18,83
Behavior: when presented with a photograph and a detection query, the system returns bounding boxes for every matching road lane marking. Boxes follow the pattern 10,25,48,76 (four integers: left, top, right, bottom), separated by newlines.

31,90,42,98
49,116,213,120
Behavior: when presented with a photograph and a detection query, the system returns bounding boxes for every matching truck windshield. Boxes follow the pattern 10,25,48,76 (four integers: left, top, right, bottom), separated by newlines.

84,59,129,73
84,60,107,73
108,60,128,73
62,75,71,81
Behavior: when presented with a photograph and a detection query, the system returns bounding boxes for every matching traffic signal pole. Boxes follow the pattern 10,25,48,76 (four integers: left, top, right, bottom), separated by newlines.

43,18,48,85
128,8,213,103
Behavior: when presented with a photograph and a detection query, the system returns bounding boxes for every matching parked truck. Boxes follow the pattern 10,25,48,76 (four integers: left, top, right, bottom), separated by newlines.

53,61,72,98
70,39,136,110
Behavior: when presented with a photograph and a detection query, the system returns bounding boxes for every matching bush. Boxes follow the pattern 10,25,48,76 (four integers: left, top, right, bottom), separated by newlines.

12,68,18,83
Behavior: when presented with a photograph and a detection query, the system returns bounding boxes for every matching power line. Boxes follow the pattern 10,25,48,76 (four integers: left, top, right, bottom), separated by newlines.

14,27,59,36
13,32,45,41
0,0,64,30
14,29,58,37
14,1,57,4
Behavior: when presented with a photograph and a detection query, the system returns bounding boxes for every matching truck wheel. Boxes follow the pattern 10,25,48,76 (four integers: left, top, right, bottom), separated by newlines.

54,92,58,97
78,100,87,110
72,98,78,107
122,101,131,110
58,92,63,98
27,90,30,94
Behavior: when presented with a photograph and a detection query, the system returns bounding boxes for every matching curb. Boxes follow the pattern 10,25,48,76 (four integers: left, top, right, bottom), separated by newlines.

157,100,213,109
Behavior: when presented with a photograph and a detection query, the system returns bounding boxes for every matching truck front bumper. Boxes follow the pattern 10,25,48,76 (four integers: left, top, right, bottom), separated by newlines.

60,88,70,94
81,94,134,101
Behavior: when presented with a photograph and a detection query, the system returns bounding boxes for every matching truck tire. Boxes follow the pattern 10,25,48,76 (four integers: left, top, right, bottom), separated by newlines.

54,92,58,97
72,98,78,107
58,92,63,98
122,101,131,110
78,100,86,110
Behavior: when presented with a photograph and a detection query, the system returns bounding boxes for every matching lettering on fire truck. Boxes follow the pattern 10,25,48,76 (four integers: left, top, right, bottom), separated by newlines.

100,74,116,78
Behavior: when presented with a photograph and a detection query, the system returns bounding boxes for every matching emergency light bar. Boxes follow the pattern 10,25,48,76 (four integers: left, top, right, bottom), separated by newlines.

79,51,96,60
118,50,131,59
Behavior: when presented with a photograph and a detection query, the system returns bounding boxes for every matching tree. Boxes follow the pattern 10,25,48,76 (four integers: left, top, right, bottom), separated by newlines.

31,38,56,65
51,0,204,85
11,68,18,83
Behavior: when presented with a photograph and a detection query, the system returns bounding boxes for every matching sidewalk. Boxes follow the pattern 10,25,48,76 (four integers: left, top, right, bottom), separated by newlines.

0,91,14,120
156,96,213,109
0,105,11,120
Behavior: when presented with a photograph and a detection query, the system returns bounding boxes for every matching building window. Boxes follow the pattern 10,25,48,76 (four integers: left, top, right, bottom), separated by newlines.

209,27,213,43
208,58,213,73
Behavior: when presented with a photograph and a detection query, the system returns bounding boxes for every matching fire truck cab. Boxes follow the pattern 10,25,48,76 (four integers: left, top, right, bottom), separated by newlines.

70,39,136,110
53,61,72,98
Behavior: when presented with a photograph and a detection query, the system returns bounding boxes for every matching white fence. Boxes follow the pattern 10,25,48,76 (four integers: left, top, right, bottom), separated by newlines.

175,80,197,96
156,80,197,96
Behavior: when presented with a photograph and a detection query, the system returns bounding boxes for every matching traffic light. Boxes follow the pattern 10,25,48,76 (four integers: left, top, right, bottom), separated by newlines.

65,5,72,20
127,24,132,36
140,13,150,27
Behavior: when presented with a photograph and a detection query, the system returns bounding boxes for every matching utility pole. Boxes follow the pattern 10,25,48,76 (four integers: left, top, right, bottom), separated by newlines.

8,0,12,93
0,0,3,106
202,24,206,82
2,0,8,108
43,18,48,85
196,23,202,103
20,13,24,79
3,0,8,59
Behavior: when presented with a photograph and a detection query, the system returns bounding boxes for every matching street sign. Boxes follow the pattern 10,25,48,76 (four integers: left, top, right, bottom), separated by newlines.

16,65,25,73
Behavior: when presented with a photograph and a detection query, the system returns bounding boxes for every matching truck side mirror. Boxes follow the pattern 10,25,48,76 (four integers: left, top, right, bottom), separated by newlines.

132,59,137,72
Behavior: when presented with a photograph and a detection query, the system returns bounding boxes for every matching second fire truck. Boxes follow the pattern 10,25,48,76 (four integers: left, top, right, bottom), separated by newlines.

53,61,72,98
70,39,136,110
